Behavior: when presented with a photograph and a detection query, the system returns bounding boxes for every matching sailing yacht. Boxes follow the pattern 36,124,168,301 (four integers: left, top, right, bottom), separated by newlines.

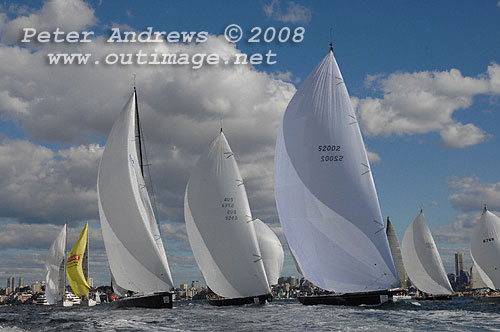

44,224,73,307
97,86,175,308
470,206,500,291
274,44,399,306
184,130,275,306
401,210,454,300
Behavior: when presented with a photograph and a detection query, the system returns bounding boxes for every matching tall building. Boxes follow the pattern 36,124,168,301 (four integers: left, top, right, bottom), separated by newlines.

455,252,464,276
18,278,24,288
9,277,15,291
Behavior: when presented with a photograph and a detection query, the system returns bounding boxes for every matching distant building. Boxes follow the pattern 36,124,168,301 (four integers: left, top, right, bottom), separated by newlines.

191,280,202,290
180,283,188,290
289,276,299,288
455,252,464,276
18,278,24,289
31,281,42,293
8,276,15,291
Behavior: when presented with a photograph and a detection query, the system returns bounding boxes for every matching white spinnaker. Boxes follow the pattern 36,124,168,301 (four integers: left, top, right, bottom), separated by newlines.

98,91,174,293
254,219,284,286
45,224,67,304
471,209,500,289
386,218,407,288
274,49,398,293
401,211,453,295
185,132,270,298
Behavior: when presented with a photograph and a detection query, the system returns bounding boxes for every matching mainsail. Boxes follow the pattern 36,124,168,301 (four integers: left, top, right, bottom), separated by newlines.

274,46,398,293
386,217,407,289
401,210,453,295
98,89,174,294
184,131,271,299
45,224,67,304
254,218,284,286
67,223,91,297
470,207,500,289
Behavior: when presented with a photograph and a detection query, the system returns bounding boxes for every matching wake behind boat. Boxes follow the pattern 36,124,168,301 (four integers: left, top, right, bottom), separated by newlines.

274,44,399,306
97,86,174,309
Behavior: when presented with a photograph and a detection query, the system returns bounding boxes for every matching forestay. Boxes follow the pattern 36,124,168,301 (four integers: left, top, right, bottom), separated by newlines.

274,48,398,293
185,132,270,298
98,91,174,293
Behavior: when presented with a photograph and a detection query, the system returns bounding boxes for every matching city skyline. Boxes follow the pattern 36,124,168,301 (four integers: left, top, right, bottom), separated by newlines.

0,0,500,286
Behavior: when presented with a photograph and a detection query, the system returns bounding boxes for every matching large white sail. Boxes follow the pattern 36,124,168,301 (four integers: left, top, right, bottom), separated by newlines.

98,91,174,293
274,47,398,293
184,131,271,298
470,207,500,289
386,217,407,289
401,211,453,295
45,224,67,305
470,256,495,290
254,218,284,286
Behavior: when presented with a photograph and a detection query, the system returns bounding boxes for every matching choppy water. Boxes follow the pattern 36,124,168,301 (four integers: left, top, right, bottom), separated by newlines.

1,297,499,332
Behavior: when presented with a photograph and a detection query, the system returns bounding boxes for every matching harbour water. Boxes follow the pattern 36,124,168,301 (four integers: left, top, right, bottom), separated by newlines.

1,297,499,331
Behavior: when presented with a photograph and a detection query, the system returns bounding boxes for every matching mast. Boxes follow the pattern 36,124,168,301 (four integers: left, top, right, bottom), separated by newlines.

134,85,144,177
63,224,67,298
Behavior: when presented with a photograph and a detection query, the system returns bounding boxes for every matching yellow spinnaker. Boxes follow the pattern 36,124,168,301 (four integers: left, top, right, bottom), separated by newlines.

67,223,90,297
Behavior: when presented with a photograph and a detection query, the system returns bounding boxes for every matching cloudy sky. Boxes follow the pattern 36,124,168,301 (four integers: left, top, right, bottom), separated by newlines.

0,0,499,287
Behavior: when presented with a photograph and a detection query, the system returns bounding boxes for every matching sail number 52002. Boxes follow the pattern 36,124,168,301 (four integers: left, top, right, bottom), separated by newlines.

318,145,343,162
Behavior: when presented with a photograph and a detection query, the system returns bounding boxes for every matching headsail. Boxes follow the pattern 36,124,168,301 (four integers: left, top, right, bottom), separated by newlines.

470,255,495,290
254,218,284,286
386,217,407,289
184,131,270,298
45,224,67,304
470,207,500,289
98,90,174,293
67,223,91,297
274,47,398,293
401,211,453,295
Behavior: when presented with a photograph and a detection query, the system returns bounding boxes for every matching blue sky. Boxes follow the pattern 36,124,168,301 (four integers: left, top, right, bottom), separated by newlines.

0,0,500,287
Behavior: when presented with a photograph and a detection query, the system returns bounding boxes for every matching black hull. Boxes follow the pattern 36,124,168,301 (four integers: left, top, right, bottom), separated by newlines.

416,295,452,301
298,290,393,306
114,292,173,309
208,294,272,306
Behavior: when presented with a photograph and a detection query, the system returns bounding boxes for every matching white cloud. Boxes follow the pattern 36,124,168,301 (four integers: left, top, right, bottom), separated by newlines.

0,5,296,224
447,176,500,212
440,122,489,148
366,148,381,164
1,0,97,44
0,138,102,224
355,64,500,148
263,0,312,24
433,212,478,244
